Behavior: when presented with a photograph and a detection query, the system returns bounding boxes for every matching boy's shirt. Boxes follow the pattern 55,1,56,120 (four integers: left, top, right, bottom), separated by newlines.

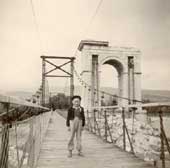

74,107,82,119
66,106,85,127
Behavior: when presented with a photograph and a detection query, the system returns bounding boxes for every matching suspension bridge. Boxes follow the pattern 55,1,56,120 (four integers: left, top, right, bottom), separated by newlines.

0,40,170,168
1,1,170,168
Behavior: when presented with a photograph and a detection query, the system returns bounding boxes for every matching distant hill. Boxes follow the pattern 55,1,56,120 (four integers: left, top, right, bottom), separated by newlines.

5,91,33,100
142,90,170,102
50,86,170,103
50,86,118,96
3,86,170,102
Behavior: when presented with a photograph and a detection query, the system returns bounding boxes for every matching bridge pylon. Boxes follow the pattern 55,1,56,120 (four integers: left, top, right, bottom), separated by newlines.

41,56,75,106
78,40,142,113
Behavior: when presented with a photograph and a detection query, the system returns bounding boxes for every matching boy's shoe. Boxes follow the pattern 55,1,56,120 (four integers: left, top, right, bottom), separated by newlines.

78,151,84,157
68,151,72,158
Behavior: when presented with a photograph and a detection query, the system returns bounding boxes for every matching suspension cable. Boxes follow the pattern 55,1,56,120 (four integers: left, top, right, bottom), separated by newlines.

83,0,104,36
29,0,44,54
72,65,143,103
72,0,105,59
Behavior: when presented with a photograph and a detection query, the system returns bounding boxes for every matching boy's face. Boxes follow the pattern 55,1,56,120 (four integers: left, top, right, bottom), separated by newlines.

72,98,81,107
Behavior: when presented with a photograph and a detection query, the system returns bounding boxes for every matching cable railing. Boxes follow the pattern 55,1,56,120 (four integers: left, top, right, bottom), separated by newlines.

0,94,51,168
86,102,170,168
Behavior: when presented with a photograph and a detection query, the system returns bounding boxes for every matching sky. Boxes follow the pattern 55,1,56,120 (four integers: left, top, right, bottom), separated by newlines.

0,0,170,93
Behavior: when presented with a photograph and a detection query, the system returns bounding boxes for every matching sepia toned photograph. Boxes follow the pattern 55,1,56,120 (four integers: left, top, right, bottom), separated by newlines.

0,0,170,168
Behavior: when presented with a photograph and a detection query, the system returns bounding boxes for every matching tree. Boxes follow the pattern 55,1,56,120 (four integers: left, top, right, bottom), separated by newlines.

50,93,70,110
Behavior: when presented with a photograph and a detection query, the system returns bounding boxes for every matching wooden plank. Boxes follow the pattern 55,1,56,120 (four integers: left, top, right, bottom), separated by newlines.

36,112,155,168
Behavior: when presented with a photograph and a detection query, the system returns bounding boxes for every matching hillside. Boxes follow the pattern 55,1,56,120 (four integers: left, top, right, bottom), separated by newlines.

4,91,33,100
51,86,170,102
2,86,170,103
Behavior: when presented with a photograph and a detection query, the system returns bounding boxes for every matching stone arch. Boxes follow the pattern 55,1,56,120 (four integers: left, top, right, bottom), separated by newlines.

78,40,141,110
98,57,127,106
99,56,125,74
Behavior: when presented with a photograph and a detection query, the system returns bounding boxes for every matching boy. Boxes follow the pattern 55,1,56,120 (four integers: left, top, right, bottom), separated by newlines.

66,95,85,157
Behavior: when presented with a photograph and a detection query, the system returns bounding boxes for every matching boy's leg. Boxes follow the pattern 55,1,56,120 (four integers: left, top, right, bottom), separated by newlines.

68,121,75,156
76,120,83,154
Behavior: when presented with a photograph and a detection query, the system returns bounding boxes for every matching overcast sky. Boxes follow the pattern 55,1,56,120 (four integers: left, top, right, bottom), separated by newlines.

0,0,170,92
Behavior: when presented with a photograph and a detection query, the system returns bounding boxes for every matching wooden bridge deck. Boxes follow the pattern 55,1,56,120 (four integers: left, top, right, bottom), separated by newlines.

36,112,154,168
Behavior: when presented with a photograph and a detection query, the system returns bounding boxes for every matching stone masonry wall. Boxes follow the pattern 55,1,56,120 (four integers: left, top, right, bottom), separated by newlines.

95,113,162,162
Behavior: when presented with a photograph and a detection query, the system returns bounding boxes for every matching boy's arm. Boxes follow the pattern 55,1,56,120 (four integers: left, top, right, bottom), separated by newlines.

66,108,70,127
82,107,85,127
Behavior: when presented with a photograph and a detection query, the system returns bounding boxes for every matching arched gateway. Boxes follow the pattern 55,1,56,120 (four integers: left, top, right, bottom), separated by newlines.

78,40,142,111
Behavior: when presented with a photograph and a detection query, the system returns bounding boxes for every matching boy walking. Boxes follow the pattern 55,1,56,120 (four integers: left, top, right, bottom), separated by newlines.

66,95,85,157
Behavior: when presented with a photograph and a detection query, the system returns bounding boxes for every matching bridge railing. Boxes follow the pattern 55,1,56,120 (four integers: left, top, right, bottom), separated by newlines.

0,94,51,168
86,103,170,168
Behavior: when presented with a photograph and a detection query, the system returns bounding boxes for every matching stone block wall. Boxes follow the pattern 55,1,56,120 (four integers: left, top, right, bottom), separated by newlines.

94,113,162,162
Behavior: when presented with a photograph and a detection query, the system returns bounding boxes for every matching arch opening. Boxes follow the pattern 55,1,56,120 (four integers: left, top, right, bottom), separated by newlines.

102,59,124,75
99,59,125,106
100,64,118,106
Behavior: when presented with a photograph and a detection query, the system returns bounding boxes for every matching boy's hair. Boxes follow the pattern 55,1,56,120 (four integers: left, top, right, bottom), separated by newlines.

71,95,81,101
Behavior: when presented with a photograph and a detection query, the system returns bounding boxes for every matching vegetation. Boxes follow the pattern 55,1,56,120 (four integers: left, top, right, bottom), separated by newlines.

50,93,70,110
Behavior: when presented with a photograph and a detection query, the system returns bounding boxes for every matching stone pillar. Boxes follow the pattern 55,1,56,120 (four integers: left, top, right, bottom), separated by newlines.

134,72,147,122
134,72,142,102
118,74,123,106
128,65,135,104
133,54,147,122
98,70,102,107
133,55,142,103
80,51,92,111
91,55,99,107
118,75,121,106
121,72,129,107
81,71,91,111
